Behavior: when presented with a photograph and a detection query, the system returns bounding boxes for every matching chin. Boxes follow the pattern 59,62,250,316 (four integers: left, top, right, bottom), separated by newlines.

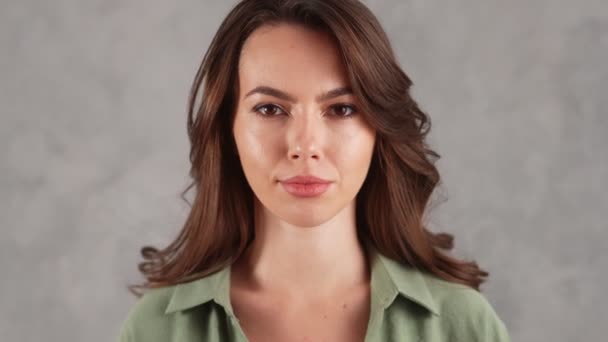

284,217,329,228
274,206,338,228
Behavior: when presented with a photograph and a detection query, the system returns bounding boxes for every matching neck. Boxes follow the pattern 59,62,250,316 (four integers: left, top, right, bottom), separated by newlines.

232,200,370,300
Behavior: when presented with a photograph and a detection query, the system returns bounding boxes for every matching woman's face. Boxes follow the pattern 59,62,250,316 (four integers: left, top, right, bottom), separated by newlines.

233,23,376,227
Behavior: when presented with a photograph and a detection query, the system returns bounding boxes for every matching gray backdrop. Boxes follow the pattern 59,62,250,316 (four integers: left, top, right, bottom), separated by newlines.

2,0,606,341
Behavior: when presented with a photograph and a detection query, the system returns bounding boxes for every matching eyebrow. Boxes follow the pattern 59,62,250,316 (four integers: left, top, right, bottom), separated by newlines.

244,85,353,103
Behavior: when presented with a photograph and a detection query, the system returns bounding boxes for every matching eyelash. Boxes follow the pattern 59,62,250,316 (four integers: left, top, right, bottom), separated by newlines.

252,103,359,119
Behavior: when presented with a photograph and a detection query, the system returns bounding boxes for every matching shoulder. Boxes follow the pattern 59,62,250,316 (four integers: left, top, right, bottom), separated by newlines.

117,286,176,342
420,273,512,341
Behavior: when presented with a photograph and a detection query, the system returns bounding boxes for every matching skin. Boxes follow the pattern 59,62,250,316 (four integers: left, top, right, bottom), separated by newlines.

231,22,376,323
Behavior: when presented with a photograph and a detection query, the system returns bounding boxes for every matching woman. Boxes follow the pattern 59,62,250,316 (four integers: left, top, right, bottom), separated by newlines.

119,0,511,341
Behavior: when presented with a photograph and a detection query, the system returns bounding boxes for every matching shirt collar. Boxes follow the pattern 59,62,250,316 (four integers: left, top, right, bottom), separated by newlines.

366,242,440,316
165,242,440,316
164,263,233,315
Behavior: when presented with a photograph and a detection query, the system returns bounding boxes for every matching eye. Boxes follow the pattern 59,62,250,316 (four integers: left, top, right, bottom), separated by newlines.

253,104,286,118
329,104,358,119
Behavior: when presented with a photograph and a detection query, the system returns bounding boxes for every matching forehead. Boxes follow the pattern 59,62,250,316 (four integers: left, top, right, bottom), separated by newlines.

238,23,349,96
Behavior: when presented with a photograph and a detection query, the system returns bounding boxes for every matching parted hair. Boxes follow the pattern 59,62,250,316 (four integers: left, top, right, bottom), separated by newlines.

128,0,488,297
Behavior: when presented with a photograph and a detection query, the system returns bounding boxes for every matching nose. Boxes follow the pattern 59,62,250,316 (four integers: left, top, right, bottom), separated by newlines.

286,113,323,161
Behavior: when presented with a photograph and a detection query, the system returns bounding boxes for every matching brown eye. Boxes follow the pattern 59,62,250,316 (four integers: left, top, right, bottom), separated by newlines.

254,104,285,117
330,104,358,118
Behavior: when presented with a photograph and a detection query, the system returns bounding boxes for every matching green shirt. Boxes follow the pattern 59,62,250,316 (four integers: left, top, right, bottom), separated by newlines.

118,244,511,341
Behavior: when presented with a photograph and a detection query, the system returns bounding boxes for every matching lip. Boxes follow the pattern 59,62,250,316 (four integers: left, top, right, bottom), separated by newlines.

279,175,333,198
281,175,332,184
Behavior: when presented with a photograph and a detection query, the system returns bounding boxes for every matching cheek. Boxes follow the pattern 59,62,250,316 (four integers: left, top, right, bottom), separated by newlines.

234,119,281,177
331,127,376,191
333,126,375,167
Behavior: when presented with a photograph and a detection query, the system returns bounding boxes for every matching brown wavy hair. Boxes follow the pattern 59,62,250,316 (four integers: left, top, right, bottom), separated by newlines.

128,0,488,297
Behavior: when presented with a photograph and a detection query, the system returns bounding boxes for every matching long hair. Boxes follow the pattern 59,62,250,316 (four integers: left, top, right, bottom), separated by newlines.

128,0,488,297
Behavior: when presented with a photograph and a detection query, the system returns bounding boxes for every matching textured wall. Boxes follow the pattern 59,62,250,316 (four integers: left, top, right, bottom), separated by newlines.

1,0,606,341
